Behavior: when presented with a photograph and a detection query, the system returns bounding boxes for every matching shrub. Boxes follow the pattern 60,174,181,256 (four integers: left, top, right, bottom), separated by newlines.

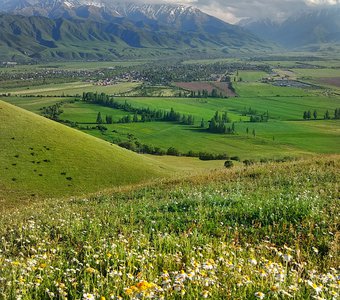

243,159,255,166
224,160,234,168
167,147,180,156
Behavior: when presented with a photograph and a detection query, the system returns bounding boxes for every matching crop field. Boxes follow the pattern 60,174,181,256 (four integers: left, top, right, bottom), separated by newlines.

173,81,235,97
318,77,340,88
3,81,140,97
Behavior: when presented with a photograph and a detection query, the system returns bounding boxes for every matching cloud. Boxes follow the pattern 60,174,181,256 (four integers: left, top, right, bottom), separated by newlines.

305,0,340,5
131,0,339,23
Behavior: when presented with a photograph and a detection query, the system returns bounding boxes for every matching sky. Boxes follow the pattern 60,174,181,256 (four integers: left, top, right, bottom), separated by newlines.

137,0,340,23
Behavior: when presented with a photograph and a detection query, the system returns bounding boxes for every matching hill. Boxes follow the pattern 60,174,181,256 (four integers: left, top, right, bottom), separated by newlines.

0,100,166,203
1,154,339,298
241,7,340,49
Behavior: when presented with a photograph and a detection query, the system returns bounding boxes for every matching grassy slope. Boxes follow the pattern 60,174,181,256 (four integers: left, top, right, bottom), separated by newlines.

1,155,339,299
0,100,168,204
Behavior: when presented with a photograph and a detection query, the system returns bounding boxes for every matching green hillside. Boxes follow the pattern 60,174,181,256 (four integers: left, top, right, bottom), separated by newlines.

0,14,273,62
0,100,167,203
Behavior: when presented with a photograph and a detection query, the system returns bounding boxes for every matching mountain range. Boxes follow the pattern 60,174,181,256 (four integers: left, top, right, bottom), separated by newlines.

241,7,340,50
0,0,272,62
0,1,339,61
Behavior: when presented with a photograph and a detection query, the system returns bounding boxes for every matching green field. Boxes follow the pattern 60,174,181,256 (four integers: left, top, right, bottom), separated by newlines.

43,80,339,159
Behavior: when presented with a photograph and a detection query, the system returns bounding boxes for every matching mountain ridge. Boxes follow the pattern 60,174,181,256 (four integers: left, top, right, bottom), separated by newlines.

0,1,273,62
241,7,340,49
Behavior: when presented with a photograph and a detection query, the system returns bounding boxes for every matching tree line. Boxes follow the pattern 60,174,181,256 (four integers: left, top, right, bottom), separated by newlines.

303,108,340,120
83,92,195,125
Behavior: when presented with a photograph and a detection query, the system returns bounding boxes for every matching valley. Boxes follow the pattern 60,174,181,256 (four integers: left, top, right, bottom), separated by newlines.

0,1,339,299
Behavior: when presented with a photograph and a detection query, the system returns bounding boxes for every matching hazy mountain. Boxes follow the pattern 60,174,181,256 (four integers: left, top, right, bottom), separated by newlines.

0,1,273,61
242,7,340,49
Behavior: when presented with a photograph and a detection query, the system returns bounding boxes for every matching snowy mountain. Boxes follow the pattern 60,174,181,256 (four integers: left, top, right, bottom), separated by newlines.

0,0,273,61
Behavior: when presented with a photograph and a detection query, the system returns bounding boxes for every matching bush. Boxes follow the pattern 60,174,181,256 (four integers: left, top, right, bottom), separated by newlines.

243,159,255,166
118,141,136,151
230,156,240,161
167,147,180,156
199,152,229,161
224,160,234,168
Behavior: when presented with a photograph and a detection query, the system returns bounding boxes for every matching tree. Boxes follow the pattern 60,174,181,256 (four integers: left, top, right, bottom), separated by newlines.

335,108,340,119
307,110,311,120
200,119,205,128
246,127,249,135
324,110,330,120
303,111,308,120
313,110,317,120
231,122,235,133
211,88,218,98
105,115,113,124
96,112,103,124
133,113,138,122
252,129,256,137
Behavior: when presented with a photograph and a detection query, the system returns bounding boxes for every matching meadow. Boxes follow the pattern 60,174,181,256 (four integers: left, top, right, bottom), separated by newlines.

1,155,339,299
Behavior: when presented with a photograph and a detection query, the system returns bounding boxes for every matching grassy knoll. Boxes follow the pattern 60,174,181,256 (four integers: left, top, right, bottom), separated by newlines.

0,101,168,204
1,155,339,299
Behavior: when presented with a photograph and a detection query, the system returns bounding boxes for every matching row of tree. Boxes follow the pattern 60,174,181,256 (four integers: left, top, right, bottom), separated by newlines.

117,138,232,160
303,109,340,120
188,89,222,98
85,92,195,125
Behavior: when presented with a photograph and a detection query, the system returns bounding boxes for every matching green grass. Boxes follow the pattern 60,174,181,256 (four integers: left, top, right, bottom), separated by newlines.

1,156,339,299
237,71,267,82
60,102,136,123
0,100,168,203
294,68,340,78
2,96,70,114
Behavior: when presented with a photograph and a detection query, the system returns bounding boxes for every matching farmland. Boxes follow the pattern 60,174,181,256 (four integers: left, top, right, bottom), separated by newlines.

2,58,340,163
173,81,235,97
